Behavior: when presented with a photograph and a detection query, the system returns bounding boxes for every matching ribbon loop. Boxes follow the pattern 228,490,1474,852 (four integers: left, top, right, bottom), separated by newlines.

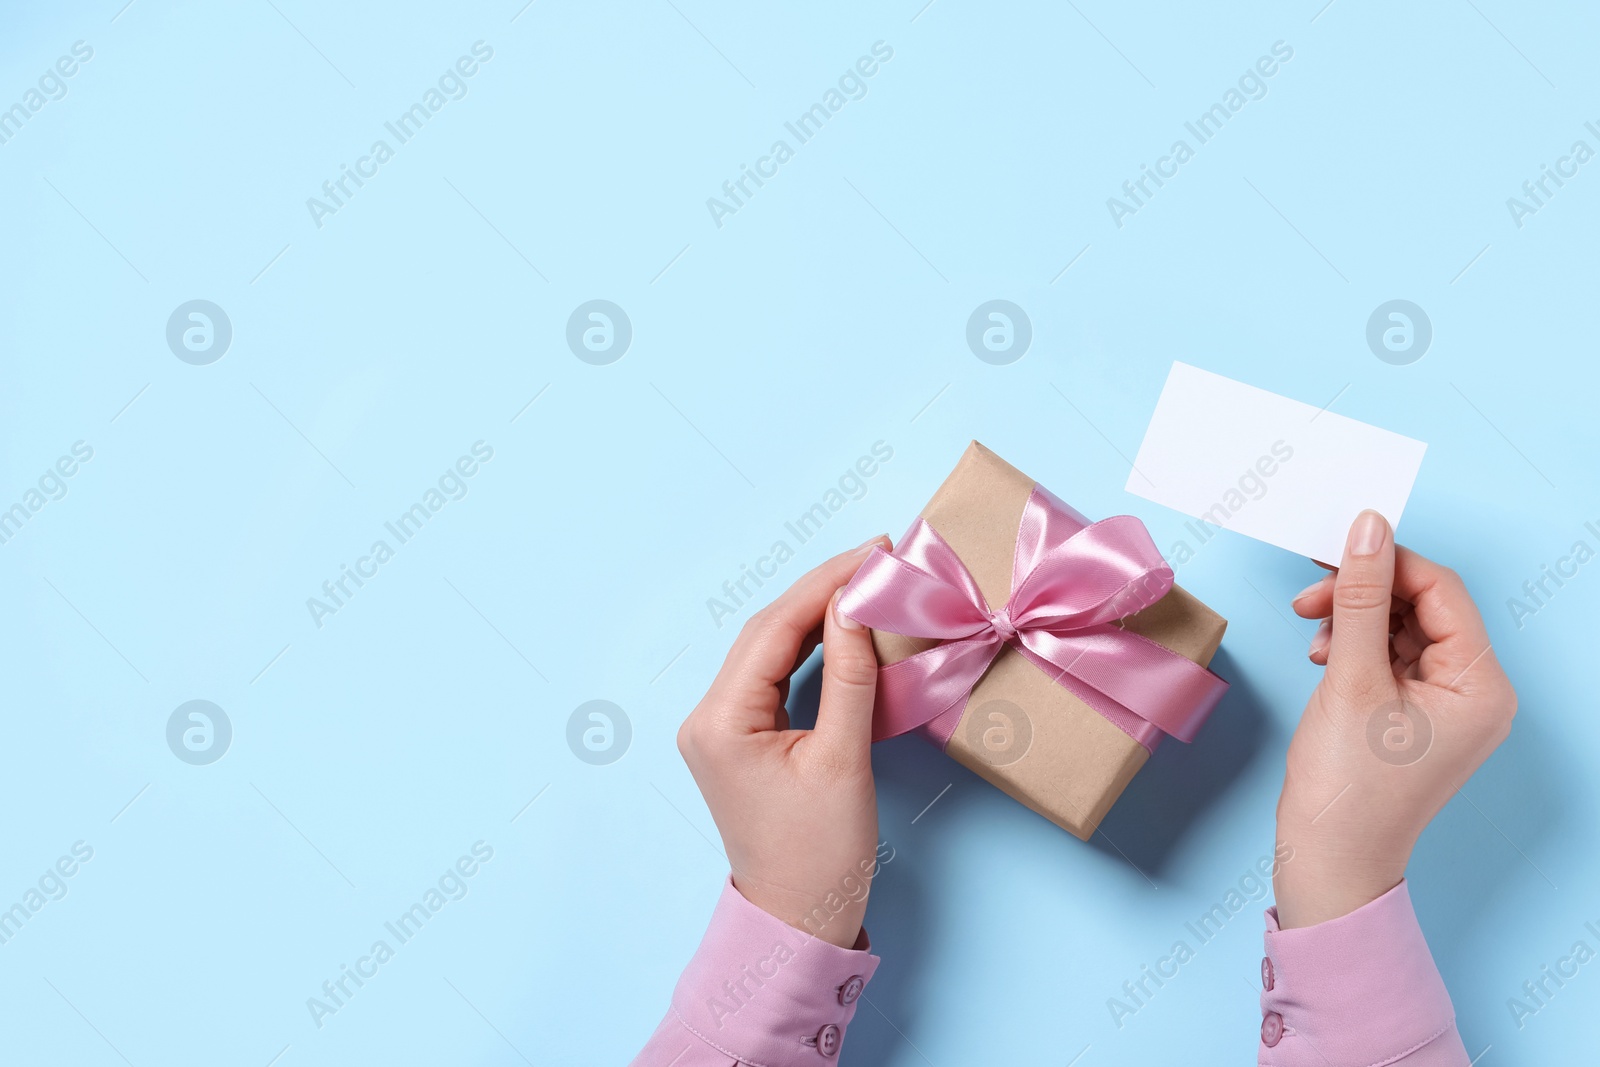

837,485,1228,751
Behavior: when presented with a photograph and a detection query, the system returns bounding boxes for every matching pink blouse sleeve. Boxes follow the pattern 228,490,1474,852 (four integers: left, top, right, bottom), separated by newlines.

1258,880,1468,1065
633,877,880,1066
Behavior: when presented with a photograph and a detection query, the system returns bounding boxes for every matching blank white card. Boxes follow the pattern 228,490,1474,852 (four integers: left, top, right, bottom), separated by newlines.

1125,362,1427,563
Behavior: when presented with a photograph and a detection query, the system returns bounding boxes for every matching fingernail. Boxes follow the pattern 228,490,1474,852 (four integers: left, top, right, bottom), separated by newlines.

1309,619,1332,658
833,591,864,630
1292,578,1326,603
1348,510,1386,558
852,534,887,555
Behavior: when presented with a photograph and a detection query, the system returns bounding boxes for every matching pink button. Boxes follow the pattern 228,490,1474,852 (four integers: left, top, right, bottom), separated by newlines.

1261,1011,1284,1047
816,1023,841,1057
1261,956,1275,991
838,975,864,1005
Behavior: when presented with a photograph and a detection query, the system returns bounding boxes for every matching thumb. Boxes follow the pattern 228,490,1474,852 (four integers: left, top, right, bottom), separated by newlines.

1325,509,1397,695
812,589,880,762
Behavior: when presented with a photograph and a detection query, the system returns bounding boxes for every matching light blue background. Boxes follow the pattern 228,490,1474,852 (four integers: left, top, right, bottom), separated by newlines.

3,1,1597,1063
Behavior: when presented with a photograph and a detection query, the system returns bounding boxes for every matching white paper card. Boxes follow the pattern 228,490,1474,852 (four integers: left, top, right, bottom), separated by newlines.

1126,362,1427,562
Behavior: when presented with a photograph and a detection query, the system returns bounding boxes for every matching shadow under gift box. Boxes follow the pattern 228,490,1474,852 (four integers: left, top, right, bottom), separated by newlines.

867,442,1227,840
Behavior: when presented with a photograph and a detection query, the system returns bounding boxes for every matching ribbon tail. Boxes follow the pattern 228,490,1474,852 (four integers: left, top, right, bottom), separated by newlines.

870,636,1003,744
1016,627,1229,749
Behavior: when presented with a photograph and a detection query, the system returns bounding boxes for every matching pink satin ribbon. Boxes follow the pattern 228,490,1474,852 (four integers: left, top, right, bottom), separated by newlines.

838,485,1228,752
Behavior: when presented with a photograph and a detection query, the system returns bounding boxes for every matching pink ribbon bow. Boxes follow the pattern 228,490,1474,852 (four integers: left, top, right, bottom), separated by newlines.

837,484,1228,751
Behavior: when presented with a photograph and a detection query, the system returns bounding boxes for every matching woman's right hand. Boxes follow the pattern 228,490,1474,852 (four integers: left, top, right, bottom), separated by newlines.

1272,510,1518,929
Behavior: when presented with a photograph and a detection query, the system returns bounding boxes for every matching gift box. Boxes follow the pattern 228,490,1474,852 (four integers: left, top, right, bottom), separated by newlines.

840,441,1228,840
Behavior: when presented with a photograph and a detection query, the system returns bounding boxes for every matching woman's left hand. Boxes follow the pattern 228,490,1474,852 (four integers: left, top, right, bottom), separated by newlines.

676,537,890,948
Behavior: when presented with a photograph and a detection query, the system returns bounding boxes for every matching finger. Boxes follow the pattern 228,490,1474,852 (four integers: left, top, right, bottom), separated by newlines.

1291,576,1408,622
1392,614,1427,668
1290,575,1334,618
1313,548,1485,640
1308,618,1331,664
812,589,880,761
1392,546,1490,644
1391,646,1423,681
789,621,827,683
775,621,824,710
714,536,889,700
1325,510,1398,694
1389,546,1495,685
1303,547,1499,685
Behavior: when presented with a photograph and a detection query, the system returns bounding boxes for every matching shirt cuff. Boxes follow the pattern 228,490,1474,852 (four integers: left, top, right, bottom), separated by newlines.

1259,880,1467,1066
667,876,880,1066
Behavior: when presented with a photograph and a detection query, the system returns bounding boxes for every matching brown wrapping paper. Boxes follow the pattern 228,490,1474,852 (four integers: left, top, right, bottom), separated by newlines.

870,442,1227,839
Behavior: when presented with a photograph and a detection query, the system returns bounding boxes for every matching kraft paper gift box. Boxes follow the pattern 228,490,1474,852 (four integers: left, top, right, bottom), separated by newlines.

860,442,1227,840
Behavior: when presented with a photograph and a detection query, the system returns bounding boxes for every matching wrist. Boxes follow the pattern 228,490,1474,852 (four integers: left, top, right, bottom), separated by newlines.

1272,827,1406,929
732,874,868,950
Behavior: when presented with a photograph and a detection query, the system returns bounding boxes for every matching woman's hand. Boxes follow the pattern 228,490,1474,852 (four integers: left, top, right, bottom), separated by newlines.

1275,510,1517,928
677,537,889,949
